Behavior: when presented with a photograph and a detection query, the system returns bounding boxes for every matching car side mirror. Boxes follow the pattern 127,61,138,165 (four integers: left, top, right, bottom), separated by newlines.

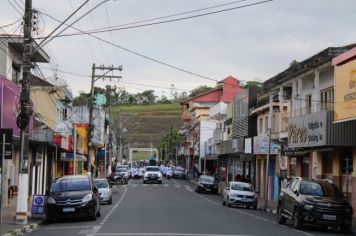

225,187,230,191
293,189,299,195
93,186,98,193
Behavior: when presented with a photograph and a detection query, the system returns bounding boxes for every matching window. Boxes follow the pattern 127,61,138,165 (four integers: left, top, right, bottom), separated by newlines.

12,62,20,83
259,118,263,134
320,87,334,111
306,94,312,114
264,116,268,133
290,157,297,177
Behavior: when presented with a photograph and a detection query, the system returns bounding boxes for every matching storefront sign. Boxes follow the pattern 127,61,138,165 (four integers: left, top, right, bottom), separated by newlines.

333,48,356,122
253,135,279,155
33,129,53,143
288,111,327,148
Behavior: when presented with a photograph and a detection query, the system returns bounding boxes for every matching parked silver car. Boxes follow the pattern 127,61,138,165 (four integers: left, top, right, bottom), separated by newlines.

222,181,257,209
94,178,112,205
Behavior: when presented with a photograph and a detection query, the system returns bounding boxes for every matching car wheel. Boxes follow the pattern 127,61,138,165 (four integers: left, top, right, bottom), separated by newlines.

277,206,287,225
222,200,226,206
253,205,257,210
293,208,303,229
341,224,352,234
90,207,97,221
108,196,112,205
143,180,146,184
159,181,162,184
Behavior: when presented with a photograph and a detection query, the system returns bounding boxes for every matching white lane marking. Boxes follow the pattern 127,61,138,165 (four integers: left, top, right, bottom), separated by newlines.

132,184,137,187
95,233,251,236
153,184,158,186
43,226,93,230
87,187,128,236
163,184,169,187
292,229,315,236
143,184,148,187
175,184,181,188
184,185,193,192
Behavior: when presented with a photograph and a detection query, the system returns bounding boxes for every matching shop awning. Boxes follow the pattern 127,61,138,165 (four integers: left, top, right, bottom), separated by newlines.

60,153,87,161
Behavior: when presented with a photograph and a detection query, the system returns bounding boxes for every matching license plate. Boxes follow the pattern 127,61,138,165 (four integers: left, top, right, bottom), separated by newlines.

240,198,249,202
323,214,336,221
206,189,211,192
63,208,75,212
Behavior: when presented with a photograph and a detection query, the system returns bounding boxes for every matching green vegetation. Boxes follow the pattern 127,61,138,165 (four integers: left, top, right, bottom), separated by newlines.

111,103,182,153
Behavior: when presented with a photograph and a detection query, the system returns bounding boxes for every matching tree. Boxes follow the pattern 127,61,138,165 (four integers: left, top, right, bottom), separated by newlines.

73,91,90,106
243,81,263,93
136,90,156,104
188,85,213,98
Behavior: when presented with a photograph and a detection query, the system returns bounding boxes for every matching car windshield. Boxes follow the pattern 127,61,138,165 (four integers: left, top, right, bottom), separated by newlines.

146,167,159,172
94,179,109,188
300,181,339,197
116,168,127,172
51,177,90,192
231,183,254,192
200,176,214,183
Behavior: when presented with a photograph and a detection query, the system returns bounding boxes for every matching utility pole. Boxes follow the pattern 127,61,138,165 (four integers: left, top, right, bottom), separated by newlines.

15,0,33,225
118,114,123,163
87,64,122,176
73,123,77,175
264,128,272,210
170,125,173,163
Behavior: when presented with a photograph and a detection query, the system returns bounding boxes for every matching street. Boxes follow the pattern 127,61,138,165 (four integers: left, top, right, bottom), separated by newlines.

26,179,346,236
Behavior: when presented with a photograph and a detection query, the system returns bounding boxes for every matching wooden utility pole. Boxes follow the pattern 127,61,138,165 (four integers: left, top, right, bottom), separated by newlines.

16,0,33,225
87,64,122,176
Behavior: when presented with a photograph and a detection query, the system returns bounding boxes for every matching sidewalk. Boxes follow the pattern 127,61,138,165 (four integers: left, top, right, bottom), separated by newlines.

1,197,41,236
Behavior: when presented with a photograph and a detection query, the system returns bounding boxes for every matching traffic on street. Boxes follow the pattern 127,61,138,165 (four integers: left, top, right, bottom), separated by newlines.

23,176,351,236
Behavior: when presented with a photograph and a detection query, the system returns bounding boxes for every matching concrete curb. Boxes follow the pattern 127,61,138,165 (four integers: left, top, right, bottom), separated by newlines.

0,223,38,236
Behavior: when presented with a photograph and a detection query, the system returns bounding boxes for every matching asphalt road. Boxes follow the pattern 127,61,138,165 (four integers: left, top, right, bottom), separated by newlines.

27,178,352,236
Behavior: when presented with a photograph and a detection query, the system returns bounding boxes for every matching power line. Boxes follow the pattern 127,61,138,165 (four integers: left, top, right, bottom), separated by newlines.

6,0,23,16
82,0,251,34
0,18,22,29
36,0,273,39
39,65,189,92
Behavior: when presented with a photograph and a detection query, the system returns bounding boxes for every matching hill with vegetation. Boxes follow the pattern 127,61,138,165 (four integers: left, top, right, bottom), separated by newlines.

110,103,182,158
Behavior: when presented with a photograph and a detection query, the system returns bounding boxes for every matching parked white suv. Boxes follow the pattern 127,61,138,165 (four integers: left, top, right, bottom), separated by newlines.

143,166,162,184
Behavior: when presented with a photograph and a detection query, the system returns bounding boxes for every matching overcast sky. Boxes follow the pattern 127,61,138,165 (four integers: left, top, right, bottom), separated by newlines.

1,0,355,98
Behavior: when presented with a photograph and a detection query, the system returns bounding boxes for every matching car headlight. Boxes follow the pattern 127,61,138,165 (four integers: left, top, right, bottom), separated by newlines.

144,173,148,178
303,204,314,210
47,196,56,204
158,173,162,178
82,193,93,203
345,208,352,214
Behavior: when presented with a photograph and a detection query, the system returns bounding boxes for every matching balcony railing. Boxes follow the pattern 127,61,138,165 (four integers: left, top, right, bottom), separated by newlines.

289,102,334,118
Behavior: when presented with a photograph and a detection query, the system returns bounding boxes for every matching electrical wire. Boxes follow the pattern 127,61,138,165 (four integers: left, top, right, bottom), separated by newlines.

36,0,273,39
6,0,23,16
0,18,22,29
68,0,99,63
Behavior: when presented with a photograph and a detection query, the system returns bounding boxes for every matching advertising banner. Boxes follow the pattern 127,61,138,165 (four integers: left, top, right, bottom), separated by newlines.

0,76,32,138
253,135,279,155
333,49,356,122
